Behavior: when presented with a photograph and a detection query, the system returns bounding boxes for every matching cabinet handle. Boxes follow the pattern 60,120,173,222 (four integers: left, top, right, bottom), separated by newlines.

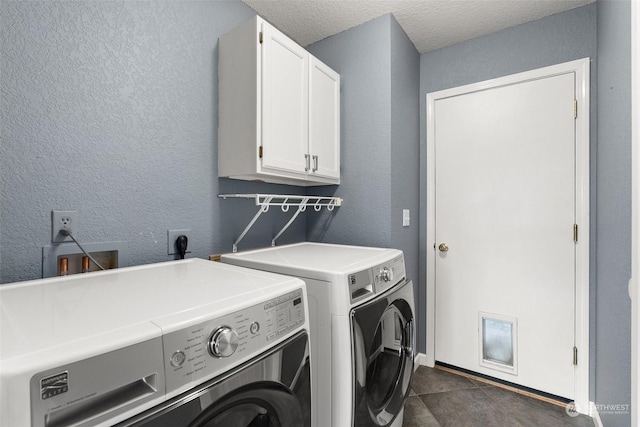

312,155,318,172
305,154,310,172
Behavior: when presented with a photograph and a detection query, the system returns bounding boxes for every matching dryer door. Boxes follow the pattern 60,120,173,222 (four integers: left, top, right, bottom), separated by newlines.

351,280,415,427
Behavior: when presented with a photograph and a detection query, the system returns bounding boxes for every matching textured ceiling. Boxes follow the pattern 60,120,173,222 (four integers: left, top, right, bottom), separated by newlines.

241,0,595,53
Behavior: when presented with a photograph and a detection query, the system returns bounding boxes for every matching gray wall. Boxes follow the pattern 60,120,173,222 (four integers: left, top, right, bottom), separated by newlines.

595,0,632,425
389,17,421,330
0,1,307,283
306,15,393,246
306,14,421,305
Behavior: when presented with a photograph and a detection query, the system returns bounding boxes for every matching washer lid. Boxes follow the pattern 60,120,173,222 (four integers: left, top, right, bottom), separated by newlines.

222,242,402,281
0,259,302,365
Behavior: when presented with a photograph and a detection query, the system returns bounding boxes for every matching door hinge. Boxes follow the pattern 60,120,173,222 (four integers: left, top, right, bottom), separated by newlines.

574,99,578,119
258,146,263,158
573,346,578,365
573,224,578,242
259,31,263,44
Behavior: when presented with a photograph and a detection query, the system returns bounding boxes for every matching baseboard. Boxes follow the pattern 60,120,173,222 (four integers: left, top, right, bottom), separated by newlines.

414,352,428,370
590,402,603,427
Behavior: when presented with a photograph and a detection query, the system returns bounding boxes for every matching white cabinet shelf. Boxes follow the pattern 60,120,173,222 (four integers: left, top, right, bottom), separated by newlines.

218,16,340,187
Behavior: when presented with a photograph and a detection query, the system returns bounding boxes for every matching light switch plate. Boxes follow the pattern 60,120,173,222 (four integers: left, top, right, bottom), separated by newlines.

402,209,410,227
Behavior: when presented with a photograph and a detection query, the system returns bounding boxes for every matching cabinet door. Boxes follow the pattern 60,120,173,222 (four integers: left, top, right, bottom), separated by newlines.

261,22,309,177
309,58,340,180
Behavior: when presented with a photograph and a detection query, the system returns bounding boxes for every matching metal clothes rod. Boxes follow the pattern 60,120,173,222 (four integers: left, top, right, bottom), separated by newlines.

218,194,343,252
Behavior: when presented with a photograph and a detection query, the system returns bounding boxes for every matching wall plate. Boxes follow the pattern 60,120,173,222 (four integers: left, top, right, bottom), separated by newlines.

51,210,77,243
168,229,191,256
42,241,128,278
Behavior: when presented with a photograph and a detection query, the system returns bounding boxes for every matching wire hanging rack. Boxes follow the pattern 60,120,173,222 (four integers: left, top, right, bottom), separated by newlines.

218,194,343,252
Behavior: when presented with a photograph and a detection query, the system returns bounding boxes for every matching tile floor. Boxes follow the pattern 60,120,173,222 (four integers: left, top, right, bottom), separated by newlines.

403,366,595,427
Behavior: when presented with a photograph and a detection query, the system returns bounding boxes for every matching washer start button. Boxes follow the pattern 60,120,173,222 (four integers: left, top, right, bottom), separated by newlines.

170,350,186,368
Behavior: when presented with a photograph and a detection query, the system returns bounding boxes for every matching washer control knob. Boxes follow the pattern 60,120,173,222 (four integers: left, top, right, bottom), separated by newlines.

208,326,239,358
379,267,393,283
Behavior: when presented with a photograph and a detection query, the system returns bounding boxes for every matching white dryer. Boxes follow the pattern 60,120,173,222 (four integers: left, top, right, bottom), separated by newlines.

0,259,311,427
222,242,415,427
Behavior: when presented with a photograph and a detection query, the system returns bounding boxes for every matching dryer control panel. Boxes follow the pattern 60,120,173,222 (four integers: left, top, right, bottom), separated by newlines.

162,288,305,394
348,255,406,304
373,255,405,293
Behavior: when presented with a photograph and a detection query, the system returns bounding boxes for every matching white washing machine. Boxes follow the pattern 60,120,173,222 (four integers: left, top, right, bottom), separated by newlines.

0,259,311,427
222,242,415,427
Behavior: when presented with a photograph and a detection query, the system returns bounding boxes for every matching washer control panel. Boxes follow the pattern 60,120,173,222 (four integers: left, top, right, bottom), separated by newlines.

162,288,305,393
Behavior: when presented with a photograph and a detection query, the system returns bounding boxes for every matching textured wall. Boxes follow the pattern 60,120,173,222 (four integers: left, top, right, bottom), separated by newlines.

419,1,598,394
0,1,306,283
389,16,421,338
306,15,393,247
595,0,632,425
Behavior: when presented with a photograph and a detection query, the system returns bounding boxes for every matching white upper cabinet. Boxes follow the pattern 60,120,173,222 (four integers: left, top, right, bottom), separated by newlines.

309,57,340,180
218,16,340,186
261,22,309,178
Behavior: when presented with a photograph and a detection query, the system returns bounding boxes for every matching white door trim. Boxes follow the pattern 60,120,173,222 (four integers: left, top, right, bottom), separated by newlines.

425,58,590,413
631,0,639,424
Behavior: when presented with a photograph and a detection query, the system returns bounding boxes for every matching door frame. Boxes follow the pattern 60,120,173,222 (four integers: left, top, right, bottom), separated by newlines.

425,58,590,414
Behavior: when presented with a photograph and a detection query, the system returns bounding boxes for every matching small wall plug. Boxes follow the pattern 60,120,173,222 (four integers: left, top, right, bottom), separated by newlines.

167,229,190,256
176,235,188,260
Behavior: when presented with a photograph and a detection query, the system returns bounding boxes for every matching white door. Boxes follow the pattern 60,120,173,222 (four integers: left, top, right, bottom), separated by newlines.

261,22,308,176
434,72,577,399
309,57,340,180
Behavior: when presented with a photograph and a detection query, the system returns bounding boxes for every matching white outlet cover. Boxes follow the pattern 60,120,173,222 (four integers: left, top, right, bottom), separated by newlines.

52,210,77,243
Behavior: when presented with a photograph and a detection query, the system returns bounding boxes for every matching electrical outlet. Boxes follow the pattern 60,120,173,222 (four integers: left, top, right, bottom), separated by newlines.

168,229,191,256
52,210,77,243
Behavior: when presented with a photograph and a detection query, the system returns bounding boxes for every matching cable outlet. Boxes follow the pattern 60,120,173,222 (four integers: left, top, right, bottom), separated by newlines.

52,210,77,243
168,229,191,256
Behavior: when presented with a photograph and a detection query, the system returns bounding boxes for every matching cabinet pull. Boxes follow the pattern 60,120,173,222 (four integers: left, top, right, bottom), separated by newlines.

312,155,318,172
305,154,310,172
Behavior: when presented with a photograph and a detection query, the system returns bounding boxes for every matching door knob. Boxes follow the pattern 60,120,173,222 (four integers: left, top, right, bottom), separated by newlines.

438,243,449,252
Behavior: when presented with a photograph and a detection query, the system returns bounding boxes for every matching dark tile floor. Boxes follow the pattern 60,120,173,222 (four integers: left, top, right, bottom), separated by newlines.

403,366,595,427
